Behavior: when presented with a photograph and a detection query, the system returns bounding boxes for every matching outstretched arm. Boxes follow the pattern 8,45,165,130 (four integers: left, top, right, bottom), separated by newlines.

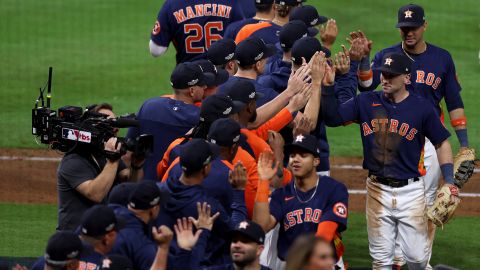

253,151,279,232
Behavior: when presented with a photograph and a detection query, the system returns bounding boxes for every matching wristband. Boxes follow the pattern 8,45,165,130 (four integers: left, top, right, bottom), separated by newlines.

440,163,455,185
358,69,373,81
255,180,270,203
454,129,469,148
450,116,467,127
359,55,371,71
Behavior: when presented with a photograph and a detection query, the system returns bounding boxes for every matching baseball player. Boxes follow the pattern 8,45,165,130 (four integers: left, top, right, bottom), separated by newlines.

207,38,238,76
150,0,245,63
223,0,275,41
323,52,458,269
253,135,349,269
354,4,473,267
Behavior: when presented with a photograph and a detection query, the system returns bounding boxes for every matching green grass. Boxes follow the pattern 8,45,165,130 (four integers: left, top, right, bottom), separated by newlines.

0,0,478,155
1,204,478,268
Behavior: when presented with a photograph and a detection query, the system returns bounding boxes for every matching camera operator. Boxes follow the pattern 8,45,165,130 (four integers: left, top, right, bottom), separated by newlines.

57,103,144,231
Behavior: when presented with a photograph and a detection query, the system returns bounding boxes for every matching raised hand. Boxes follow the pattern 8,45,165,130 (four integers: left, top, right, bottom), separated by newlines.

267,131,285,153
286,82,313,112
334,46,351,74
189,202,220,231
285,62,312,97
323,60,336,86
347,30,373,57
309,51,327,85
293,112,314,137
174,217,202,251
229,161,247,190
257,151,280,181
152,225,174,248
320,19,338,49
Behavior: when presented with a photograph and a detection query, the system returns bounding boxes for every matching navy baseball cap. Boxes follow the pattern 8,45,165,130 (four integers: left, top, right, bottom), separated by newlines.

279,20,318,50
80,205,125,237
44,231,83,266
275,0,304,6
291,36,331,65
200,94,243,123
128,180,163,210
194,59,229,87
101,255,133,270
285,134,320,157
221,79,264,108
374,53,412,75
207,38,237,66
170,62,215,89
180,139,218,174
208,118,241,147
108,182,137,206
289,5,327,26
231,220,265,245
396,4,425,28
235,37,277,66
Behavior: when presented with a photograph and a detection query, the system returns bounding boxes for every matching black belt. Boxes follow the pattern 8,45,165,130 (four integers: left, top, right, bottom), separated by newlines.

369,174,419,188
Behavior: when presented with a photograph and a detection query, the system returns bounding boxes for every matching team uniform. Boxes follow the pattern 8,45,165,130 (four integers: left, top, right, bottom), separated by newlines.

269,176,348,267
224,18,261,40
29,246,104,270
359,42,463,206
151,0,245,63
235,21,281,44
323,58,451,268
219,76,278,107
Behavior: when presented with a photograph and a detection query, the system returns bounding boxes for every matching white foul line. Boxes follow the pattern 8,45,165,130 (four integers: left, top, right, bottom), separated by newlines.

347,189,480,198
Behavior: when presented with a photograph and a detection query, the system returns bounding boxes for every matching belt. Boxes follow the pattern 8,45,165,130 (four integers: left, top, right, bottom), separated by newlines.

369,174,419,188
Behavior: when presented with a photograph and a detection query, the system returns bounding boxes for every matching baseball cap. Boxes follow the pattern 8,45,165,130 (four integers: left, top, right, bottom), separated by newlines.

44,231,83,266
170,62,215,89
221,79,264,108
80,205,125,237
289,5,328,26
275,0,303,6
396,4,425,28
208,118,241,147
231,220,265,245
108,182,137,206
180,138,218,174
373,53,412,75
101,255,133,270
279,20,318,50
291,36,331,65
128,180,163,210
284,134,320,157
200,94,243,123
207,39,236,66
194,59,229,87
235,37,277,66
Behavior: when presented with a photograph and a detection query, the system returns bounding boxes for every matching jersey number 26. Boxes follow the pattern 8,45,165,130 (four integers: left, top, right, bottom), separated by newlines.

184,22,223,54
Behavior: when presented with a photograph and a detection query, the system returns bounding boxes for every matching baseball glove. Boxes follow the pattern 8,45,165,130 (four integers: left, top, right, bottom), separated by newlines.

453,148,476,188
427,184,460,227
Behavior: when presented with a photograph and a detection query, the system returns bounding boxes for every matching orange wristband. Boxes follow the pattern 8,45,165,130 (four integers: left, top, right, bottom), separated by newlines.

255,180,270,203
358,70,373,81
451,116,467,127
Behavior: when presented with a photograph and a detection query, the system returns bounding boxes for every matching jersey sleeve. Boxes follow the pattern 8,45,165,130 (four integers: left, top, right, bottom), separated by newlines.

269,189,283,223
442,52,464,112
422,104,451,146
337,95,360,124
319,182,349,232
150,2,172,47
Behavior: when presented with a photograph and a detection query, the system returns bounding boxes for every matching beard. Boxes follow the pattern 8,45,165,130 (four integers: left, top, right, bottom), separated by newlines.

248,110,257,123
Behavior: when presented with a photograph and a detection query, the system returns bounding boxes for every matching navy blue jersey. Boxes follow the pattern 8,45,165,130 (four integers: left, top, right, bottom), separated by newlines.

219,76,278,107
151,0,245,63
237,0,256,19
360,43,463,115
236,21,281,45
270,176,348,260
127,96,200,180
224,18,260,40
337,91,450,179
30,245,103,270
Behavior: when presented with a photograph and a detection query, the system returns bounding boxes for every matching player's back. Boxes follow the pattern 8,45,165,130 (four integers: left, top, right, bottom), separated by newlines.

151,0,245,63
224,18,260,40
127,96,200,180
235,21,281,45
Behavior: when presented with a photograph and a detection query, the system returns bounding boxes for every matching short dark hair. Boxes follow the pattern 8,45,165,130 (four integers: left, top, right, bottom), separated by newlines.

256,3,273,13
92,103,113,113
275,4,295,18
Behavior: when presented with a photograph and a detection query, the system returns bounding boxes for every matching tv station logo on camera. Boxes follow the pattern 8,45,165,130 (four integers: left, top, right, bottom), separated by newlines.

62,128,92,143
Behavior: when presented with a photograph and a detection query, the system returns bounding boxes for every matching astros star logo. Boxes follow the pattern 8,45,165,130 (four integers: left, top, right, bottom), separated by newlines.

239,221,249,229
404,10,413,18
295,134,305,142
384,57,393,66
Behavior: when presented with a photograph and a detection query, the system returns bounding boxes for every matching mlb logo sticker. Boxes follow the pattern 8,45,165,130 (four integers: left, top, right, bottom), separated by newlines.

62,128,92,143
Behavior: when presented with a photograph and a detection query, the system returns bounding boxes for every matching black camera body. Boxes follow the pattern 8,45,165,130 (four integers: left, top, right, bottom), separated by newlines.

32,68,153,159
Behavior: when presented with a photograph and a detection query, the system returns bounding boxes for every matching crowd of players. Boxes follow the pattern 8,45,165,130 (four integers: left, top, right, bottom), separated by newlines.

23,0,472,270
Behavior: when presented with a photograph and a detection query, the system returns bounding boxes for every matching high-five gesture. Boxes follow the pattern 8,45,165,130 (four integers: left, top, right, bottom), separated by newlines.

308,51,327,85
320,19,338,49
257,151,280,181
189,202,220,231
174,217,203,251
229,162,247,190
285,61,312,96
